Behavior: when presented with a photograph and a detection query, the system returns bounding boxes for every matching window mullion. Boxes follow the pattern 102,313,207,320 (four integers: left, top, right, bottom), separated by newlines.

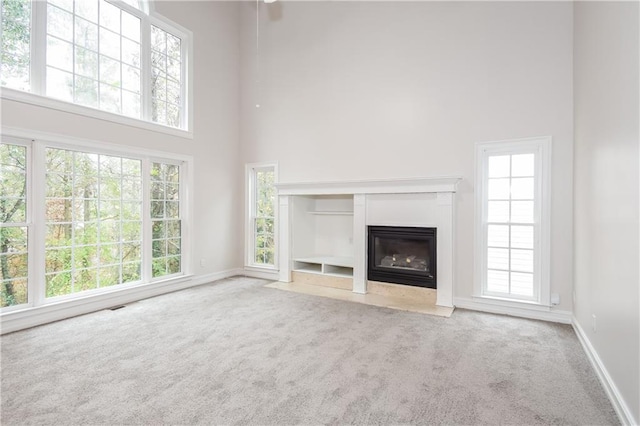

141,158,151,282
140,15,152,122
31,0,47,95
31,141,47,306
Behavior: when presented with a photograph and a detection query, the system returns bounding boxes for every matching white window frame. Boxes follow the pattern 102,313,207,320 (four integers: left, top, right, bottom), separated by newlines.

0,126,193,311
0,0,193,138
474,136,551,306
0,137,34,313
245,162,278,271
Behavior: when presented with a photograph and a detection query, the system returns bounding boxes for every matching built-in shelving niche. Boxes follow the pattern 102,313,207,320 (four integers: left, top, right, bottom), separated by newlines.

291,194,354,279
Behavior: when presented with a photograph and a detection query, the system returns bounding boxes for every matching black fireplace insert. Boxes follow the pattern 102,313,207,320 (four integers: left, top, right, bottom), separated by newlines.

367,226,437,289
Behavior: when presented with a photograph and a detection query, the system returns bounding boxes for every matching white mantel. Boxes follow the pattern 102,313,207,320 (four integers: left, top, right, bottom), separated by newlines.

276,177,461,308
277,177,461,195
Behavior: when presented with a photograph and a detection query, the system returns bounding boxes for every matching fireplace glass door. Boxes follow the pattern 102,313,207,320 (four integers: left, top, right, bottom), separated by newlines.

367,226,436,288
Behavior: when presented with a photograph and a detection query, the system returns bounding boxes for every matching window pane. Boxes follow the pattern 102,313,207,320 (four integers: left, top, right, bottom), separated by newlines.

511,272,534,297
47,4,73,41
121,12,140,42
47,37,73,72
487,248,509,270
46,66,73,101
75,0,98,23
488,178,510,200
488,155,510,178
512,154,535,177
487,201,509,223
487,225,509,248
151,25,166,52
99,28,120,60
511,249,533,273
487,269,509,294
74,75,98,107
511,225,533,249
511,177,534,200
511,201,534,224
99,0,120,33
75,47,99,79
100,82,121,113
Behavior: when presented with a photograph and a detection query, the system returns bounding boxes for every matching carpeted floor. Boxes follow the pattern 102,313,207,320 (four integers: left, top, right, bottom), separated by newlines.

1,277,618,425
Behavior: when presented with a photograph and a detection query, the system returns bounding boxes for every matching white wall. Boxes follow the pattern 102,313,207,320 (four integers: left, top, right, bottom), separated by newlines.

1,1,243,278
240,1,574,311
573,2,640,423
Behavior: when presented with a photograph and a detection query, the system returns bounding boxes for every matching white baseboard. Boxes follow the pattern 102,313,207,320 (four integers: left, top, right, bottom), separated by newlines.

242,267,280,281
572,318,637,426
0,269,243,335
454,297,572,324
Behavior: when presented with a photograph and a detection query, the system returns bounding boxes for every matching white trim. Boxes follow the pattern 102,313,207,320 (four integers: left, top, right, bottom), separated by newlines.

572,318,638,426
277,176,461,196
1,125,192,162
243,267,279,281
474,136,552,305
454,297,572,324
0,269,243,335
1,89,193,139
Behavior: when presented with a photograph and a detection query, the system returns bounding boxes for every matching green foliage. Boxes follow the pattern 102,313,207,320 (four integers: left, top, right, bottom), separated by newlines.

254,170,275,265
1,147,182,307
1,0,30,90
1,143,27,307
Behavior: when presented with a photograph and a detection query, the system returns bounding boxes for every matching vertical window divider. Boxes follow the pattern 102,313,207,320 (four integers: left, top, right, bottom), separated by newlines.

31,0,46,95
31,141,46,305
140,15,151,123
141,157,151,283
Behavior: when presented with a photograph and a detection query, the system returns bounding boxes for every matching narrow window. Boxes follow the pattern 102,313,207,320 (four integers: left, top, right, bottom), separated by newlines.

44,148,143,297
476,138,550,303
0,0,31,91
150,161,181,278
150,25,182,128
248,164,276,268
0,141,29,307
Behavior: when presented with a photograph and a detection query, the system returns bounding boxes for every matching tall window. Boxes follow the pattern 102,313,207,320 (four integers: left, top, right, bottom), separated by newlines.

247,164,276,268
475,138,550,304
151,161,181,278
0,141,29,308
0,138,188,310
0,0,190,130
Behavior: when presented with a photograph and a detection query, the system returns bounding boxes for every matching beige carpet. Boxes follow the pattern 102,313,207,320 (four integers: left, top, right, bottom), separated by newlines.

1,277,618,425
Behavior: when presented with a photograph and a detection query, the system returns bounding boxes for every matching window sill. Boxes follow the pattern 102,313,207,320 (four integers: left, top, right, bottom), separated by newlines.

472,295,551,312
0,274,196,334
245,264,279,272
1,87,193,140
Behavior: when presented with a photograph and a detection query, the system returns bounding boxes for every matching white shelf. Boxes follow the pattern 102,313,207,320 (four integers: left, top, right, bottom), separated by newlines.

293,256,354,278
307,211,354,216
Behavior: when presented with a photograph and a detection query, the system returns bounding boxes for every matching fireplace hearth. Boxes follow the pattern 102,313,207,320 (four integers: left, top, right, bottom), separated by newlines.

368,226,437,289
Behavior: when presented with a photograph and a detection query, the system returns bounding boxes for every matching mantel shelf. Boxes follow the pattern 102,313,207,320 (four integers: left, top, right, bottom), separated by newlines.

307,211,354,216
276,176,462,195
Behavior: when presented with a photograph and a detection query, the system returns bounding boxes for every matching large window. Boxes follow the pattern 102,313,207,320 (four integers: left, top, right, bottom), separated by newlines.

0,141,29,307
44,148,143,297
0,137,189,310
247,164,277,268
0,0,190,130
475,138,551,304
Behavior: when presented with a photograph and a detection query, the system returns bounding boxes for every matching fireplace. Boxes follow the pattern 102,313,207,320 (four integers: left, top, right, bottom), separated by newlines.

367,226,437,289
